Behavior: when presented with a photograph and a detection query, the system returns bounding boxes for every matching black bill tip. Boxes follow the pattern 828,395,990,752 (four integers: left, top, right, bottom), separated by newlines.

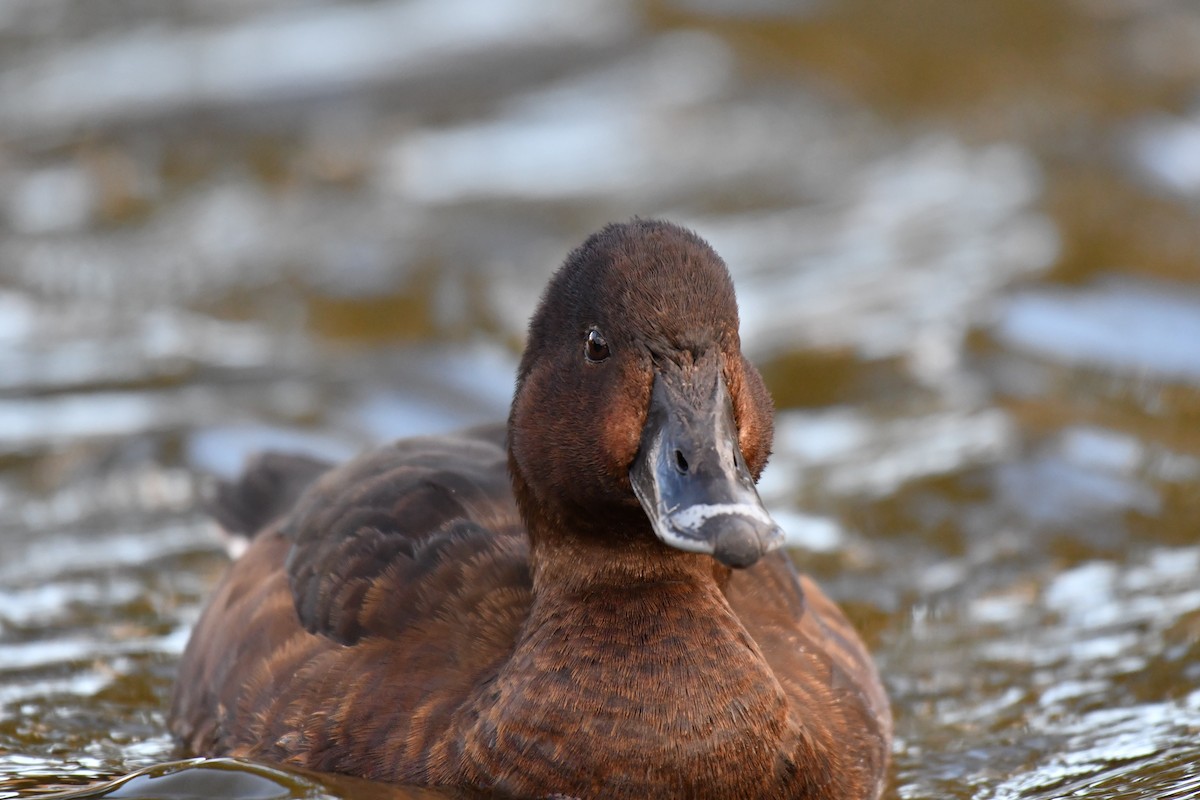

713,515,784,568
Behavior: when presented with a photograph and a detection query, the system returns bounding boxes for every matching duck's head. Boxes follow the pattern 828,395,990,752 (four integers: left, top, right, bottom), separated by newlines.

509,219,783,570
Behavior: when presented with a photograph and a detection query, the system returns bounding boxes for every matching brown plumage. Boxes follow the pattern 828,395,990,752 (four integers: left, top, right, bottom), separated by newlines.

170,219,892,799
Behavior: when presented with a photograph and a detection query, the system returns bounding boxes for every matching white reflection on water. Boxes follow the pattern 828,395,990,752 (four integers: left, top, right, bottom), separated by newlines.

669,0,823,17
1128,110,1200,198
0,579,141,628
0,524,216,585
6,165,96,235
0,674,110,709
387,30,734,204
393,115,641,204
770,509,844,552
187,426,357,480
994,279,1200,383
0,638,117,672
699,138,1059,365
0,307,282,392
0,0,633,133
0,393,163,449
989,700,1200,799
995,424,1200,528
1035,554,1200,771
0,391,225,454
771,406,1014,498
0,623,193,679
345,343,517,441
897,544,1200,799
1058,426,1143,474
996,455,1160,525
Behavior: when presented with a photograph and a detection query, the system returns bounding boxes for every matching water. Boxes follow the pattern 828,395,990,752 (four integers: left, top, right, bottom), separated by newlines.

1,1,1199,798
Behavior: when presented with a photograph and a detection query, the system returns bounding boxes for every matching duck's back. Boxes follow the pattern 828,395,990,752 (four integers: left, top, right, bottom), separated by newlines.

170,424,534,781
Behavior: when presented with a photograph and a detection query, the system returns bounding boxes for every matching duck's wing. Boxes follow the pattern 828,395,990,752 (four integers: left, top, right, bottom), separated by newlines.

280,425,527,645
171,424,533,771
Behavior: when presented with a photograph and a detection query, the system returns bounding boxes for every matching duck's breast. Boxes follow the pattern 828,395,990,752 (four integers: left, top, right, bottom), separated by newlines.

727,553,892,796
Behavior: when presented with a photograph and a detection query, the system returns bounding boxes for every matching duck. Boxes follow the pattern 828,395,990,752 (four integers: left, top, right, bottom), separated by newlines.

169,219,892,799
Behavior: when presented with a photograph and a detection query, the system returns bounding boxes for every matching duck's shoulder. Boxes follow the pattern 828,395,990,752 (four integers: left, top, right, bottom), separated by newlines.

275,423,528,645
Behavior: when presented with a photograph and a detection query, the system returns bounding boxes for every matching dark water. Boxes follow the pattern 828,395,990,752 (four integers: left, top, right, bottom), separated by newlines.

2,1,1199,798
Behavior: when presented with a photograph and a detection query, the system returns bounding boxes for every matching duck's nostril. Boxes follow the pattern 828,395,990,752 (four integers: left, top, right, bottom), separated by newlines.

674,450,689,474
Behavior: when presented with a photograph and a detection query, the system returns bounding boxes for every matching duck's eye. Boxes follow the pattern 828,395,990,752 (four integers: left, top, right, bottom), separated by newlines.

585,328,611,363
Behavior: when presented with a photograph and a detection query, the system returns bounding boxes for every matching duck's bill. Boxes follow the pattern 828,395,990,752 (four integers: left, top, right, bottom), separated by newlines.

629,362,784,569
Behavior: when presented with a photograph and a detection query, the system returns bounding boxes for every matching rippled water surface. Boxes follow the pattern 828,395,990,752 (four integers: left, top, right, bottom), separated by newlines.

2,1,1199,798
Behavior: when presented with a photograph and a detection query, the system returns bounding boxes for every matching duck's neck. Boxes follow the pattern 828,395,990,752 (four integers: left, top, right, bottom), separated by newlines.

530,524,731,593
458,523,805,797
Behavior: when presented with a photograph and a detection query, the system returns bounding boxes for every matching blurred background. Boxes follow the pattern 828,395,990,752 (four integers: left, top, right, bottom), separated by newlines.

1,1,1199,798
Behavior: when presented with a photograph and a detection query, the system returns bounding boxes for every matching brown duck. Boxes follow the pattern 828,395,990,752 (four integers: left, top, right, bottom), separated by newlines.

170,219,892,799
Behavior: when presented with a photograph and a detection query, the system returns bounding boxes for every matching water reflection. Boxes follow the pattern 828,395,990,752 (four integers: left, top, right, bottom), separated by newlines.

1129,111,1200,199
2,1,1199,799
995,280,1200,385
0,0,633,134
